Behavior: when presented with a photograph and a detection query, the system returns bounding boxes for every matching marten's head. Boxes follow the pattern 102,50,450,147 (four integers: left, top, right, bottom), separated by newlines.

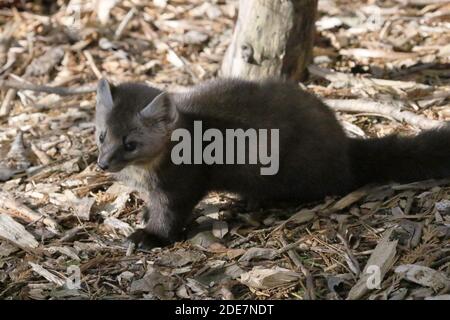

95,79,178,172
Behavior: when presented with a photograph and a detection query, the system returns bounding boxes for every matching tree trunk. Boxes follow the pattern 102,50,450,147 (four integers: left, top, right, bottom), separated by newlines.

221,0,318,81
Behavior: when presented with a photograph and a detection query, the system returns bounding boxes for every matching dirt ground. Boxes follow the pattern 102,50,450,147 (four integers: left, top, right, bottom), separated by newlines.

0,0,449,300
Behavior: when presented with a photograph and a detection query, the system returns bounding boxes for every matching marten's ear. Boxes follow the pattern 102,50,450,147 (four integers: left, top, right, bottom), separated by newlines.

96,78,114,115
139,91,178,125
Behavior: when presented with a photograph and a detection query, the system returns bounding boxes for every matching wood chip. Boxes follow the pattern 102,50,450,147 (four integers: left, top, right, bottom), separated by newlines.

240,266,302,290
103,217,133,237
0,213,39,250
333,188,369,211
395,264,450,291
29,262,66,286
347,228,398,299
212,220,228,239
0,191,60,234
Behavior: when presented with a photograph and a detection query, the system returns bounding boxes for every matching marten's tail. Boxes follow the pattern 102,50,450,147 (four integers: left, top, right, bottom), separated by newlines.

349,127,450,187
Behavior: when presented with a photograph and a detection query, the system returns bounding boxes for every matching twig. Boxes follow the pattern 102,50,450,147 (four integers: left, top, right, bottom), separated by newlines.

0,88,16,117
324,98,443,130
83,50,103,80
0,191,61,235
276,238,304,255
339,48,418,60
308,66,445,129
0,79,96,96
308,64,431,91
0,213,39,251
347,228,398,300
114,7,137,41
336,233,361,276
30,143,51,165
57,226,84,243
280,237,316,300
399,0,450,5
390,62,437,78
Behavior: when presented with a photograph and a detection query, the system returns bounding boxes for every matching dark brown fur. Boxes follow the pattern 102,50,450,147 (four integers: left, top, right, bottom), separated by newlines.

95,78,450,248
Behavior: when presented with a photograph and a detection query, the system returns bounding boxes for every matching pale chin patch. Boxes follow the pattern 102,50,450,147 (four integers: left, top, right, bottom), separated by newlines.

134,153,164,171
115,153,164,178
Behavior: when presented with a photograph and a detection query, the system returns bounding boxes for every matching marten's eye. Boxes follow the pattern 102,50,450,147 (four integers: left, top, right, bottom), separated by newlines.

123,140,137,152
99,132,106,144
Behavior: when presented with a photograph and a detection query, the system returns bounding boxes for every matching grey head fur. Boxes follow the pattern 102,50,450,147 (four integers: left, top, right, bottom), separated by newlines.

95,79,178,172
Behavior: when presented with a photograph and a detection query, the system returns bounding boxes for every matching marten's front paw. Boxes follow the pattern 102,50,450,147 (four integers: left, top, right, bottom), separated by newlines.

127,229,167,250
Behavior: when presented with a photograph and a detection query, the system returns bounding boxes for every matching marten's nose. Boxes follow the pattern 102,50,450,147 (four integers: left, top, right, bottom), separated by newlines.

97,161,109,171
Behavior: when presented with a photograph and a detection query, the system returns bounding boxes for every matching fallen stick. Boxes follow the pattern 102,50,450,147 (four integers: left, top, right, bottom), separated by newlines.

0,191,60,235
114,7,137,40
0,88,16,117
0,79,96,96
347,228,398,300
401,0,450,5
324,98,443,130
280,237,316,300
0,213,39,251
308,64,431,91
29,262,66,286
83,50,103,80
57,226,84,243
339,48,418,60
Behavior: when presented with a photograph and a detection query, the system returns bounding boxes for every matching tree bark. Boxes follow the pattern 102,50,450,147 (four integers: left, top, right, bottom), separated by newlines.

221,0,318,81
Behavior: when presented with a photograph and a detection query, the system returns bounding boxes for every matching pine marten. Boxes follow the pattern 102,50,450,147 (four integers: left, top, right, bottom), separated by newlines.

95,78,450,248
